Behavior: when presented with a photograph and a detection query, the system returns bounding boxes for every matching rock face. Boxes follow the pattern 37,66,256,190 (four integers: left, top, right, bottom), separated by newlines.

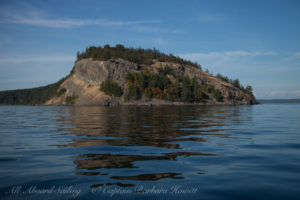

45,58,256,105
75,58,140,89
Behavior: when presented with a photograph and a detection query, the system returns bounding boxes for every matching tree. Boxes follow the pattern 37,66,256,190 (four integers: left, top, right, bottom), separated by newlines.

246,85,253,94
232,79,240,88
124,83,141,101
76,44,202,68
100,79,123,97
212,89,224,102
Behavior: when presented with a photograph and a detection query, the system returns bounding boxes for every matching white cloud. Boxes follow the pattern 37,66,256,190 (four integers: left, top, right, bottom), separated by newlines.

180,50,276,61
153,38,166,45
282,51,300,61
0,55,75,63
267,90,300,98
294,52,300,57
0,9,160,28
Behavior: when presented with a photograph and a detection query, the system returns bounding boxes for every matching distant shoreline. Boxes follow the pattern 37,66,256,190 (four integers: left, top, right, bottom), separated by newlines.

258,99,300,103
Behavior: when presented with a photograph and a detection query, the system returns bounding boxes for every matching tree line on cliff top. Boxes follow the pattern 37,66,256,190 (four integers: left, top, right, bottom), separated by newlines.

76,44,202,69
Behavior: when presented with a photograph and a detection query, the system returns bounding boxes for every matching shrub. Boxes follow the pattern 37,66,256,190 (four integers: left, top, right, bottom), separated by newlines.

124,83,141,101
65,95,77,104
212,89,224,102
201,84,214,93
100,79,123,97
56,88,66,97
143,87,153,98
152,88,164,99
158,66,174,76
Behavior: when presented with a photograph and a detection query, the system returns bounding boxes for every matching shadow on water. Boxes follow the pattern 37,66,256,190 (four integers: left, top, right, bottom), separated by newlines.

54,105,252,188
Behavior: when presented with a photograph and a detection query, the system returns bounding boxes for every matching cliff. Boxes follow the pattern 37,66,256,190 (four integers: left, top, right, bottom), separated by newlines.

45,58,256,106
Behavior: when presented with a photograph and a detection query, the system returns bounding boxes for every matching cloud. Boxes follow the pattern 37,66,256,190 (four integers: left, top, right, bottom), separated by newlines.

152,38,165,45
0,55,75,63
132,26,183,34
282,51,300,61
0,9,160,28
180,50,276,61
294,52,300,57
267,90,300,98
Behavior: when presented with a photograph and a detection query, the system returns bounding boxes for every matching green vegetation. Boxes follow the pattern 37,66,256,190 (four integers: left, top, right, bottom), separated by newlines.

0,64,77,105
123,68,222,102
100,79,123,97
216,73,253,95
65,95,77,104
0,77,67,105
212,89,224,102
124,82,141,101
245,85,253,94
77,44,202,69
56,87,66,97
201,84,214,93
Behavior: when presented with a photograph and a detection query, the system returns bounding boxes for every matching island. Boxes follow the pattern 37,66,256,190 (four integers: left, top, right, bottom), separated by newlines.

0,44,256,105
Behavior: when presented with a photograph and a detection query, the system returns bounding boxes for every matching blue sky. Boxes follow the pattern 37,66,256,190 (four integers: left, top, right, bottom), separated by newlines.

0,0,299,99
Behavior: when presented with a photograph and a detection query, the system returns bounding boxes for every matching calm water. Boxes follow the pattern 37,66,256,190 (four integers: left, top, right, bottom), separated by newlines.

0,104,300,200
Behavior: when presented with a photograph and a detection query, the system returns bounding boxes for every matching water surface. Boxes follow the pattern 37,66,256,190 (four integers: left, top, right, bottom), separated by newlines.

0,104,300,199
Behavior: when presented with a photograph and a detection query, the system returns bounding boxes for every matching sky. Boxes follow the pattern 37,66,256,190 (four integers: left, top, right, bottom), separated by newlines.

0,0,300,99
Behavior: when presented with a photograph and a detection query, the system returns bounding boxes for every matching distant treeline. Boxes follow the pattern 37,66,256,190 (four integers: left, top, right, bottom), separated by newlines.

258,99,300,104
76,44,202,69
0,78,67,105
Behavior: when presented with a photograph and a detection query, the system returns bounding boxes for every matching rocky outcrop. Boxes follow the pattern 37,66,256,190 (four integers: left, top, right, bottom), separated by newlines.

75,58,140,89
45,58,256,106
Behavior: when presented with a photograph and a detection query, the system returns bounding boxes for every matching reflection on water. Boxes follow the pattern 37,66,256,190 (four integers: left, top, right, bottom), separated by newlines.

91,182,135,188
60,106,236,146
111,172,184,181
74,152,220,170
2,104,300,199
56,106,242,187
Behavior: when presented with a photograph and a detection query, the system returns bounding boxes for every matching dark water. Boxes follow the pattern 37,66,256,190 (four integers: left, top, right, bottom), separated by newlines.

0,104,300,200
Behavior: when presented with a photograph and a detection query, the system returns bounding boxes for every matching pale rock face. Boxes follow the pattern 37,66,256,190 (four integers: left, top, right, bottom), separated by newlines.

45,58,256,105
75,58,140,88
